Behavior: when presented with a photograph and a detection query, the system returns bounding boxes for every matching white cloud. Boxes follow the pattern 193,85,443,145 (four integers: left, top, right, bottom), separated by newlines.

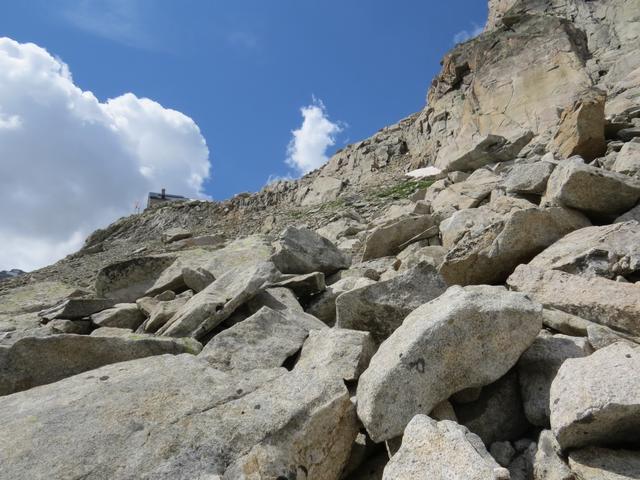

286,98,343,175
0,37,211,271
453,23,484,44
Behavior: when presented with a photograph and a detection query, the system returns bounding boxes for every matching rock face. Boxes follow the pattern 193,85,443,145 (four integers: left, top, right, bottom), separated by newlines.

382,416,509,480
569,447,640,480
550,342,640,449
335,263,448,343
0,355,358,479
357,285,542,441
0,334,201,396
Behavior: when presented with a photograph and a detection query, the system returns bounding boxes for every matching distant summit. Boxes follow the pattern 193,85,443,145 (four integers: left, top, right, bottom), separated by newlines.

0,269,25,281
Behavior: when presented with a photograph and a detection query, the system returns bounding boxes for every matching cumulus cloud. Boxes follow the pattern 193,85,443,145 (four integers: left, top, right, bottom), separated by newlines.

0,37,210,271
286,98,343,175
453,23,484,44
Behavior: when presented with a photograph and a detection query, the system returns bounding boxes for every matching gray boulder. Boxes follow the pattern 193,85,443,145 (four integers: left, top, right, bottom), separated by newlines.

271,226,350,275
357,285,542,441
39,297,115,321
157,261,280,338
140,293,191,333
430,169,502,219
587,324,640,350
542,159,640,217
542,308,595,336
336,263,447,344
504,161,556,195
306,276,377,325
517,332,592,427
198,306,326,372
0,334,201,396
382,416,510,480
569,447,640,480
182,266,215,292
90,303,145,330
0,355,358,479
508,264,640,336
161,227,192,244
613,138,640,177
550,342,640,449
361,215,436,261
533,430,574,480
269,271,326,298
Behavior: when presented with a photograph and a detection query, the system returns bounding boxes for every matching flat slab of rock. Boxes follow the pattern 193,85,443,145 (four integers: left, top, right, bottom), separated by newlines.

158,261,280,338
504,161,556,195
0,354,357,479
90,303,145,330
508,264,640,336
269,271,326,298
362,215,435,261
382,416,509,480
39,298,115,321
336,263,447,343
162,227,192,244
357,285,542,441
542,159,640,217
550,342,640,449
569,447,640,480
198,306,326,371
0,333,201,396
271,226,350,275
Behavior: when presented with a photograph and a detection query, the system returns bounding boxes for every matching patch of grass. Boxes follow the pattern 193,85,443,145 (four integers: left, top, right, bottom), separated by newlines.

374,179,435,200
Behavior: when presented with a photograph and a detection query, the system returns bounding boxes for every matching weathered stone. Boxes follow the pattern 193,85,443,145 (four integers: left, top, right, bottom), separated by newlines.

491,441,516,468
162,227,192,244
198,306,325,372
135,295,159,316
39,297,116,321
504,161,556,195
0,334,201,396
550,342,640,449
517,332,592,426
382,416,510,480
94,256,177,303
431,169,501,219
397,245,446,271
271,226,351,275
246,287,305,314
439,206,590,286
269,271,326,298
90,327,134,337
158,261,280,338
528,221,640,280
47,319,93,334
613,138,640,177
569,447,640,480
508,264,640,336
0,355,358,479
430,399,458,422
542,159,640,217
182,266,215,293
616,203,640,223
336,263,447,344
362,215,435,261
202,235,275,278
550,88,606,161
509,442,537,480
454,369,530,446
357,285,542,441
542,308,594,337
306,277,377,325
533,430,574,480
587,324,640,350
295,328,375,382
316,215,365,243
141,294,191,333
300,175,345,206
90,303,145,330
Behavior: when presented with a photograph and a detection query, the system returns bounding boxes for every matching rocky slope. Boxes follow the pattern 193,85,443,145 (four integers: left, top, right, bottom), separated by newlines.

1,1,640,479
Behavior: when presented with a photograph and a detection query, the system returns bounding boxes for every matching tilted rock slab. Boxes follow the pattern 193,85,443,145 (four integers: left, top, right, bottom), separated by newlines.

157,261,280,338
533,430,574,480
0,354,358,479
439,206,590,285
0,333,201,396
382,415,510,480
357,285,542,441
336,263,447,344
569,446,640,480
504,160,556,195
361,215,435,261
90,303,145,330
508,264,640,336
550,342,640,450
198,306,326,372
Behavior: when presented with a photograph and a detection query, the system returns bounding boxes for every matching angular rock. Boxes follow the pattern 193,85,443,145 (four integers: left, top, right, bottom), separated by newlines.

616,203,640,223
357,285,542,441
157,261,280,338
529,221,640,280
397,244,446,271
269,271,326,298
430,399,458,422
439,206,590,286
0,355,357,479
39,297,116,321
542,159,640,217
90,327,134,337
382,416,510,480
454,369,531,446
517,332,592,426
550,88,606,161
300,175,345,206
0,334,201,396
198,306,326,372
504,161,556,195
90,303,145,330
613,138,640,177
508,264,640,336
336,263,447,344
295,328,376,382
533,430,574,480
94,256,177,303
246,286,305,314
361,215,435,261
569,447,640,480
306,276,377,325
271,226,350,275
182,266,215,293
162,227,192,244
201,235,274,278
587,324,640,350
430,169,502,219
542,308,594,337
550,342,640,449
140,293,191,333
315,213,366,243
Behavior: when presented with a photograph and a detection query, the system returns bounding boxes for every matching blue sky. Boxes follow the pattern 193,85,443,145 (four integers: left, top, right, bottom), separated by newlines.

1,0,487,201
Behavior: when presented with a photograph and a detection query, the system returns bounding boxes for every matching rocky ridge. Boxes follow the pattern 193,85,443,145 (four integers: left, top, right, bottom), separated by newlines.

1,1,640,478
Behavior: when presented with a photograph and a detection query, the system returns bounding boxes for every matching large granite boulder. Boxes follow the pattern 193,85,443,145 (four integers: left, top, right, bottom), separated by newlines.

0,333,201,396
0,355,358,479
504,160,556,195
91,303,145,330
382,416,509,480
357,285,542,441
550,342,640,449
38,297,116,321
361,215,436,261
